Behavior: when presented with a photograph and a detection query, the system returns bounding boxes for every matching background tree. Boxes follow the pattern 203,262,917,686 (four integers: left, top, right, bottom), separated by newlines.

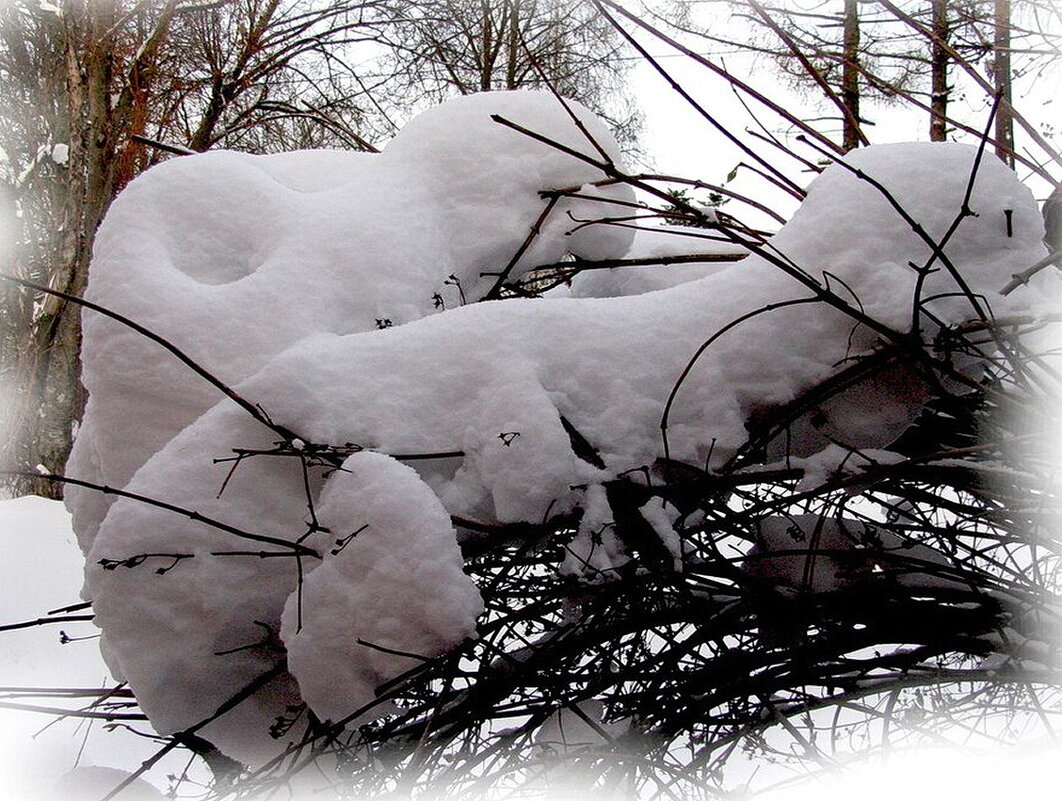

992,0,1014,162
930,0,949,140
873,0,1061,171
376,0,641,145
667,0,916,151
0,0,386,499
667,0,1060,165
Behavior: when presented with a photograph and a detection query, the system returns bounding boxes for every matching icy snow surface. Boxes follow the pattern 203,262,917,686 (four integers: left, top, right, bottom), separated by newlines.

68,87,1055,764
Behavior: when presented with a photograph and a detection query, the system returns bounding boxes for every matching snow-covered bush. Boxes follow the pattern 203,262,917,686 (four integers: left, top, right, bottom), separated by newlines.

65,91,1061,796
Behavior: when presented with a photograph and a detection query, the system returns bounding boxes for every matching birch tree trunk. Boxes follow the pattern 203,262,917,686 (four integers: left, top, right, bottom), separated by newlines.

930,0,949,141
841,0,861,152
993,0,1014,165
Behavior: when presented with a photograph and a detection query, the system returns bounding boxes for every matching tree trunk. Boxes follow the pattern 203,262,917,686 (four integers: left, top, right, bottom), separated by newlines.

993,0,1014,165
930,0,949,141
505,0,520,89
189,78,227,152
479,0,492,91
841,0,861,152
19,0,118,498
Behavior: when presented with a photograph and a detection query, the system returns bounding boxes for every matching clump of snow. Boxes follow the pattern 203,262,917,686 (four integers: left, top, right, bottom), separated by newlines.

783,445,907,491
71,93,1056,767
872,527,969,591
742,511,981,602
49,143,69,165
742,514,868,595
741,506,976,597
280,451,482,724
560,483,629,580
215,142,1046,498
758,360,935,463
638,498,684,571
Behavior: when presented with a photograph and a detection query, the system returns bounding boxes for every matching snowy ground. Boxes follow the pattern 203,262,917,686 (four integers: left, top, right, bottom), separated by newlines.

0,495,190,800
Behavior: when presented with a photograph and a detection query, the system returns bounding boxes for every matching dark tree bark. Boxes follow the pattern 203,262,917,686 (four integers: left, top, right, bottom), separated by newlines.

17,0,119,497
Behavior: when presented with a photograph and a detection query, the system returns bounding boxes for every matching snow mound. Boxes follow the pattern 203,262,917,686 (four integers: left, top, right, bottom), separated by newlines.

743,514,869,596
66,90,636,553
72,108,1054,766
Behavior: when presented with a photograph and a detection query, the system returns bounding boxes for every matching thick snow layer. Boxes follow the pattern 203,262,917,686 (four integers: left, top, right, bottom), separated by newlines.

214,144,1046,489
72,102,1056,766
66,90,636,552
280,452,482,724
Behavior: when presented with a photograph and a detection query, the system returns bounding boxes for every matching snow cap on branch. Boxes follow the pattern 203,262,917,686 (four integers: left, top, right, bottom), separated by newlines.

280,451,482,724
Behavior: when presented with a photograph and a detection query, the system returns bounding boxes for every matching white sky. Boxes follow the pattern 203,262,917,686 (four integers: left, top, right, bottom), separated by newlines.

628,1,1061,228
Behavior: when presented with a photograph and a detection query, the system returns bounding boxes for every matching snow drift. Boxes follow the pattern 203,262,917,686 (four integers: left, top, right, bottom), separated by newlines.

67,90,1053,763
